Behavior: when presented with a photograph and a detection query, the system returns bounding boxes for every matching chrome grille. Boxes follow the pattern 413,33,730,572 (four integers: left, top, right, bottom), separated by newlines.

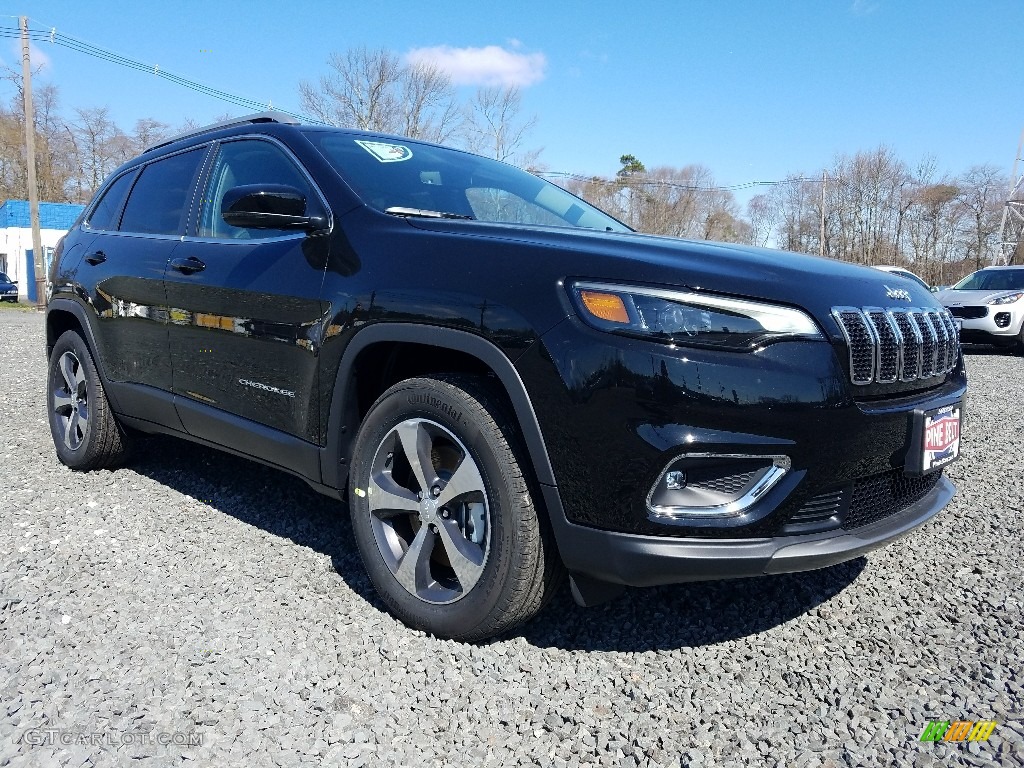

917,311,936,377
832,307,960,386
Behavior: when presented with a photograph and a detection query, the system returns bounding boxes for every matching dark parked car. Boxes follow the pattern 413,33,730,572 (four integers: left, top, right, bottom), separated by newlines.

44,113,966,640
0,272,17,302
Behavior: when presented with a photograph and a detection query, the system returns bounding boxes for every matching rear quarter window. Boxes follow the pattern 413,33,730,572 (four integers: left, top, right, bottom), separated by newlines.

86,170,137,231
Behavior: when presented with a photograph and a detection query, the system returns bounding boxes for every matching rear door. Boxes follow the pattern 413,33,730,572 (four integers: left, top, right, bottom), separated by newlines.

164,136,329,445
79,148,207,400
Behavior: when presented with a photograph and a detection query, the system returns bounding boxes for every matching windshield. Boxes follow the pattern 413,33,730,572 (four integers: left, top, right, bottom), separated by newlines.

0,273,9,283
304,131,630,232
952,269,1024,291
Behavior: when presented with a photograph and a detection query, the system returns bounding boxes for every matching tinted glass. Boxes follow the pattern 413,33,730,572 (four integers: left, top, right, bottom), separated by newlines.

86,170,137,231
120,149,205,235
0,273,10,282
953,269,1024,291
199,139,312,239
304,131,629,232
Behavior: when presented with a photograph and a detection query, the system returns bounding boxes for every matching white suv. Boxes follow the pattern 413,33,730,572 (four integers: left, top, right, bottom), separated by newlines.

935,266,1024,352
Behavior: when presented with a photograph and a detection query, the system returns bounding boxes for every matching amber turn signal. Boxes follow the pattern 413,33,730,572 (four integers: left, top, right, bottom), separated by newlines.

579,290,630,324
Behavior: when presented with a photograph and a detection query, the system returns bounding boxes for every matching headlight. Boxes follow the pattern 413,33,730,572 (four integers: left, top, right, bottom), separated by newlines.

568,281,822,350
989,292,1023,305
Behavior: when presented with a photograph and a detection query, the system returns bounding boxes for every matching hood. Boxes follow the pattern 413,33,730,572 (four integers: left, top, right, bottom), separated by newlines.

403,218,941,334
936,288,1022,306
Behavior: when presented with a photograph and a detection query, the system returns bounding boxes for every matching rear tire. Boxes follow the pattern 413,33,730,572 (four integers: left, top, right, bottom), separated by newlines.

47,330,131,470
348,375,562,641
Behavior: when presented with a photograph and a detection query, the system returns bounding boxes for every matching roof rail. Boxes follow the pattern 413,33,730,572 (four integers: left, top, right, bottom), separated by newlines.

144,111,302,153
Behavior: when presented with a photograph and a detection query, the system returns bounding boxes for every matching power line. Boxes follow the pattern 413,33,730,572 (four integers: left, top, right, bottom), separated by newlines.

0,21,836,195
0,21,321,124
537,170,824,193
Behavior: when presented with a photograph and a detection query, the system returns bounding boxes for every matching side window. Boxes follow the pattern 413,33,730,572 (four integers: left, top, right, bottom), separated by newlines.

199,140,313,239
465,187,566,227
119,149,205,235
87,170,137,231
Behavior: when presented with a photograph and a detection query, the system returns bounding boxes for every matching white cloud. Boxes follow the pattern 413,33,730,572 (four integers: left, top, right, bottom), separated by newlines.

405,45,547,87
850,0,879,15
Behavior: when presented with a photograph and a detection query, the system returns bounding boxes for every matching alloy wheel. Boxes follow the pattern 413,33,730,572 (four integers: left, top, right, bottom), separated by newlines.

366,417,490,604
52,351,89,451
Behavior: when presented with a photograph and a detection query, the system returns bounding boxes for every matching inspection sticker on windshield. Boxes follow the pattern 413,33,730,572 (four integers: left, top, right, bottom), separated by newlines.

355,140,413,163
922,405,961,472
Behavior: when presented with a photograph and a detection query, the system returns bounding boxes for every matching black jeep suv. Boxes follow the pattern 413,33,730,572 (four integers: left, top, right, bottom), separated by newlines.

45,113,966,640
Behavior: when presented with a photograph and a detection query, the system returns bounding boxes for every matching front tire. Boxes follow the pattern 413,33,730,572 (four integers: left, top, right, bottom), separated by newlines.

348,375,562,641
46,330,131,470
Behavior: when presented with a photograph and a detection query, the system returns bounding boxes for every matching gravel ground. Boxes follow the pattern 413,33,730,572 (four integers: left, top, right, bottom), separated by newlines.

1,308,1021,768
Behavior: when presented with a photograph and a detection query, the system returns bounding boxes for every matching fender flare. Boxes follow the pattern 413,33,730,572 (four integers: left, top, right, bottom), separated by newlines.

46,297,126,412
45,298,97,352
321,323,558,493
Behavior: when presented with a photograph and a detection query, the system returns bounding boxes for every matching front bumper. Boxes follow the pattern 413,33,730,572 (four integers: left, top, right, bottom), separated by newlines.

543,474,953,588
954,305,1024,342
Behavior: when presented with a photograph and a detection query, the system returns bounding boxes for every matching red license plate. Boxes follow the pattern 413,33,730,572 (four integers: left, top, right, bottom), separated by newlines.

921,405,961,473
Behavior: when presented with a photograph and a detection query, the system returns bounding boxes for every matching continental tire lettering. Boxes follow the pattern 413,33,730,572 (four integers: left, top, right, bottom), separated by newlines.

238,379,296,398
407,393,463,423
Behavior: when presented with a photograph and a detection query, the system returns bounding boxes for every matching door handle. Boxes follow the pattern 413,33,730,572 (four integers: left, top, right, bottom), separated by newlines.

170,256,206,274
84,251,106,266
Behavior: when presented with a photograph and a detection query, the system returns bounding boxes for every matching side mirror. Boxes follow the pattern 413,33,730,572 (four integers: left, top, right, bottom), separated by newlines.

221,184,327,231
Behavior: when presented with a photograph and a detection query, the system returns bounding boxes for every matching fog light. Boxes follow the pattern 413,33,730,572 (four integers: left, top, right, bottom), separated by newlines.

647,454,791,520
994,312,1011,328
665,470,687,490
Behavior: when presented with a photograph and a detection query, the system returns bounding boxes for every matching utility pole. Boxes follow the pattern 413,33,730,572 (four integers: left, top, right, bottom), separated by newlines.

21,16,45,310
819,171,827,257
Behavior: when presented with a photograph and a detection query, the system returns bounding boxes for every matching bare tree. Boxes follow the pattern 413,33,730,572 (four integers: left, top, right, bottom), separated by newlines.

299,47,460,143
129,117,171,155
463,86,540,168
956,164,1005,271
563,159,747,243
67,106,130,200
401,62,461,144
746,193,778,247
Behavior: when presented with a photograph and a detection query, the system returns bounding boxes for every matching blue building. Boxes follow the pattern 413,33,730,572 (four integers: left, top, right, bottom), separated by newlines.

0,200,84,301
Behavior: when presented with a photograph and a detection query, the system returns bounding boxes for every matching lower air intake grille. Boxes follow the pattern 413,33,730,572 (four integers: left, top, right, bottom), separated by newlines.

843,469,942,530
688,470,759,494
789,489,847,527
948,305,987,320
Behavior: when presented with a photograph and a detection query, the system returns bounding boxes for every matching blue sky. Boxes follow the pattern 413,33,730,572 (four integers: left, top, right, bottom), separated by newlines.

2,1,1021,206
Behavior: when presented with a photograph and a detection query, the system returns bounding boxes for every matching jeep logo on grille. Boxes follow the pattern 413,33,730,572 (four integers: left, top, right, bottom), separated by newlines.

884,285,912,302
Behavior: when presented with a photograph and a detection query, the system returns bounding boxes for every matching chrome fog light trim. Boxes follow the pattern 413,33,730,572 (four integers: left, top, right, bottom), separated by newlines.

647,454,791,520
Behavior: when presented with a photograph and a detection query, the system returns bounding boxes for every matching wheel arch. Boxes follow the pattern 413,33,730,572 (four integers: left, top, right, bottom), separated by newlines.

322,323,557,494
46,299,108,379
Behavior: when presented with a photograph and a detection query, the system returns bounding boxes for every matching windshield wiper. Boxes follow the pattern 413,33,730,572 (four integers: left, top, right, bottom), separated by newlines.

384,206,474,220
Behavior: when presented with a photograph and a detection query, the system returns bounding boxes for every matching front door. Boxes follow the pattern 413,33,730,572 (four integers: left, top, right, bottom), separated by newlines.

164,137,328,444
